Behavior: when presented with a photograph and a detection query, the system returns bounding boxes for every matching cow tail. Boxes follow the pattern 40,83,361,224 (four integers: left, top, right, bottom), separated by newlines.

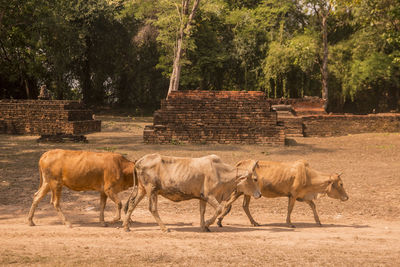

34,164,44,197
124,166,138,214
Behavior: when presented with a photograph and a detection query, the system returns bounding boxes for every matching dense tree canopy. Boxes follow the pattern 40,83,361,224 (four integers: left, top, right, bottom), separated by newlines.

0,0,399,113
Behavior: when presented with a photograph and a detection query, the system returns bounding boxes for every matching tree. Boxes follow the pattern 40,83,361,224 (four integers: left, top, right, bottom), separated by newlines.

330,0,400,113
167,0,201,96
301,0,335,111
0,0,51,99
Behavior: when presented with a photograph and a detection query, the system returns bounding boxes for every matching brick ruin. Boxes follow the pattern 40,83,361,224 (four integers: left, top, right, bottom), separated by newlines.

268,96,326,116
144,92,400,144
0,100,101,142
2,94,397,145
302,113,400,137
144,91,285,145
269,97,400,137
268,97,327,138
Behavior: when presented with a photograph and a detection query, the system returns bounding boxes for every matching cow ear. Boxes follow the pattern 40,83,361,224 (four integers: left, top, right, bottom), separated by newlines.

236,174,248,182
251,160,259,172
326,179,333,193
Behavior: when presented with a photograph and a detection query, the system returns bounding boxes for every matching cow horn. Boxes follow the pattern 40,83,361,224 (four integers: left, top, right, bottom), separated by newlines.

337,172,343,176
252,160,259,172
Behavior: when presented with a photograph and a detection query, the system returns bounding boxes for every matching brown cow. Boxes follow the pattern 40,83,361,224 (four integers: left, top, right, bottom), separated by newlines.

123,153,261,232
217,159,349,228
27,149,135,227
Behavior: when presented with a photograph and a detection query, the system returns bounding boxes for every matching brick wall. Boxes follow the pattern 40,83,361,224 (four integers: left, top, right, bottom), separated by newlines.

267,97,326,116
0,100,101,135
144,91,285,145
302,113,400,137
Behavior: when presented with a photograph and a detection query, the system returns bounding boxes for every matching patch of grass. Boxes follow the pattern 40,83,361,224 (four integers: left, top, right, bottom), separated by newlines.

130,123,144,129
376,144,394,150
170,138,183,145
97,146,118,152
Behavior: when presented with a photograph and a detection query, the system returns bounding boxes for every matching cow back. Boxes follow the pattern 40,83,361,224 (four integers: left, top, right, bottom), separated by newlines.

39,149,132,192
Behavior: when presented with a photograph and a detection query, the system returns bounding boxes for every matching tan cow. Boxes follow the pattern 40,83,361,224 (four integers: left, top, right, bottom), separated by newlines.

217,159,349,228
123,153,261,232
27,149,135,227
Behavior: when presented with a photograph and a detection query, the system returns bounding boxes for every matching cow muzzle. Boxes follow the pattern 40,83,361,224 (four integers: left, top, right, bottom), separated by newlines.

341,195,349,201
253,191,262,199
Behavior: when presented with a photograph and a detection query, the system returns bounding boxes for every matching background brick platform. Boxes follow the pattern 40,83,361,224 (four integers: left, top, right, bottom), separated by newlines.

0,100,101,135
144,91,285,145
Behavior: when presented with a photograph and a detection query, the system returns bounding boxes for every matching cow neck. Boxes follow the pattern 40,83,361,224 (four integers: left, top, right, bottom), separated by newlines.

307,169,332,192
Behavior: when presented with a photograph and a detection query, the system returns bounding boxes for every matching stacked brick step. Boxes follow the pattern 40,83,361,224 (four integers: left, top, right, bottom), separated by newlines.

144,91,285,145
278,117,303,138
271,105,303,138
0,100,101,139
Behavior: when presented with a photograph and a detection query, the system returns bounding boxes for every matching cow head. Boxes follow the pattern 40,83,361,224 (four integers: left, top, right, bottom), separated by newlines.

326,173,349,201
236,161,261,199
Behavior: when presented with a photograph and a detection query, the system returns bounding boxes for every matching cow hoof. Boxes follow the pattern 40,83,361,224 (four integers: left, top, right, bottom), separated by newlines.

252,222,261,227
28,221,35,226
217,221,223,227
162,228,170,233
124,228,131,232
288,224,296,228
202,227,211,232
66,223,73,228
101,222,108,227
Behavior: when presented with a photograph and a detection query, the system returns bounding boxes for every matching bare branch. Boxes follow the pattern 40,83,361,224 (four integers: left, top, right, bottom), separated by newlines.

313,3,321,21
174,3,183,25
182,0,189,15
185,0,200,31
0,39,12,63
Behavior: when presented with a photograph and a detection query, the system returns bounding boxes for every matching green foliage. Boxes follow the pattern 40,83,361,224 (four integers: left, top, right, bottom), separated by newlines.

0,0,399,113
328,0,400,112
262,33,319,98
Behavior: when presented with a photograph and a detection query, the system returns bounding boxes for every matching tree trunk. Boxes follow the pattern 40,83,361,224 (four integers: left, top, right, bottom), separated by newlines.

167,26,184,96
82,37,91,105
82,58,91,105
321,14,329,111
24,79,30,99
167,0,200,98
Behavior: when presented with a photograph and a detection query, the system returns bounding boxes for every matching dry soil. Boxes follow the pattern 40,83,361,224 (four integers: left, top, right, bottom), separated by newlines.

0,115,399,266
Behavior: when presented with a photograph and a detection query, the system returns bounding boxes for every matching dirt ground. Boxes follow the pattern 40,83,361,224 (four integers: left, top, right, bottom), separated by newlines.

1,115,400,266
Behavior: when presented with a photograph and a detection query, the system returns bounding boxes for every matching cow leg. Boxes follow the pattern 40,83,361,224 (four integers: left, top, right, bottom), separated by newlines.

52,185,72,227
148,189,169,232
216,204,231,227
199,199,209,232
286,195,296,228
215,192,242,228
27,183,50,226
99,192,107,226
242,195,260,226
204,196,225,231
104,189,122,224
305,200,322,226
123,187,145,232
124,186,139,224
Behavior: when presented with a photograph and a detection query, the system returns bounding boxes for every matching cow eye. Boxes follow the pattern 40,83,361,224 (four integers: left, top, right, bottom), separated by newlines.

253,178,258,182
